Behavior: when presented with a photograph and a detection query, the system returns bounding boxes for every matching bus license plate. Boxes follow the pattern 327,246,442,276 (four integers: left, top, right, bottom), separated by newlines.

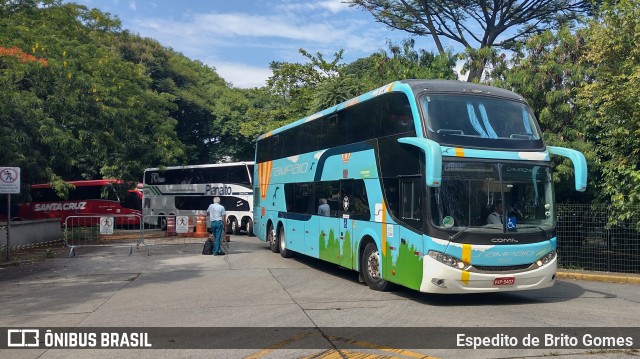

494,277,515,286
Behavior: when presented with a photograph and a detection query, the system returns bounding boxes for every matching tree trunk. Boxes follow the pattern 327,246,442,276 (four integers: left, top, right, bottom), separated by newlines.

466,59,486,83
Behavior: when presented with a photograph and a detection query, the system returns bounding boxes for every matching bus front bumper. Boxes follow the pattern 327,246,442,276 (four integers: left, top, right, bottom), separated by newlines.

419,255,557,294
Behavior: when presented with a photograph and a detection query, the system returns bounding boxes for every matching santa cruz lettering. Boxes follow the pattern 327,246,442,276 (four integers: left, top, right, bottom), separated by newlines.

34,202,87,211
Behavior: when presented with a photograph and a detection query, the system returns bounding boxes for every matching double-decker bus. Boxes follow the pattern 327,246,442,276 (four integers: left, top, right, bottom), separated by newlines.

142,162,254,235
253,80,587,294
14,180,142,226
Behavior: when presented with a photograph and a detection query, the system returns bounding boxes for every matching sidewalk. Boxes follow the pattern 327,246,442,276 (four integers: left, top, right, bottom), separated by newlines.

557,269,640,285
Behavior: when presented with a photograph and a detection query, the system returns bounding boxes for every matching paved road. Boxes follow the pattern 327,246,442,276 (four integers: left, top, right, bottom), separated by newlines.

0,235,638,358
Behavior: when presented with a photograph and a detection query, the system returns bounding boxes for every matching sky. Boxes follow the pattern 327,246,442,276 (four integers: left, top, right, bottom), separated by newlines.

75,0,458,88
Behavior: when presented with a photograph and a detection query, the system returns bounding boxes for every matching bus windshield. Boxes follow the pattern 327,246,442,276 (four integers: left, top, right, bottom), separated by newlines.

420,94,544,150
430,162,554,233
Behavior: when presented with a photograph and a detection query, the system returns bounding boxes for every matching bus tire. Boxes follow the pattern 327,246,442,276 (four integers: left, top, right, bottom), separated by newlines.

247,220,254,237
268,224,279,253
279,226,294,258
362,242,394,291
230,217,240,235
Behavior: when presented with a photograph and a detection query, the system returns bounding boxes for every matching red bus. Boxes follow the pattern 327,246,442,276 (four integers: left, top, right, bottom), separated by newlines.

14,180,142,226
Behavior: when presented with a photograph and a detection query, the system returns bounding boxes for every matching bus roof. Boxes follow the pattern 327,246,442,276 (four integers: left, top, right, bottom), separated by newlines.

403,79,525,101
29,179,126,189
256,79,527,140
143,161,255,172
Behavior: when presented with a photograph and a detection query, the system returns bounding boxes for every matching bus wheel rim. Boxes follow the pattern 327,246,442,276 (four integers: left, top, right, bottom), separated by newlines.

367,251,380,280
269,228,276,247
280,229,285,251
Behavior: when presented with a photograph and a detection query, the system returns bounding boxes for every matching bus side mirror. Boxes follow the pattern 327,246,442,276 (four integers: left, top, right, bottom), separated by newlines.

397,137,442,187
548,146,588,192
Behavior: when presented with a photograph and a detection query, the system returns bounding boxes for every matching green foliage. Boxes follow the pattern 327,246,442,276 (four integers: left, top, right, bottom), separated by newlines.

577,0,640,222
0,1,185,186
342,39,457,87
488,28,598,203
347,0,596,82
0,0,260,192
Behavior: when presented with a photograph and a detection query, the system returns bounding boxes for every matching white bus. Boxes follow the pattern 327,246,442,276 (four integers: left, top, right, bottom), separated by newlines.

142,162,254,235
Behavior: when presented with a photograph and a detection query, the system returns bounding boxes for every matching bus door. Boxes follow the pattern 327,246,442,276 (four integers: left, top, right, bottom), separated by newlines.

284,183,310,253
314,182,341,265
338,179,371,270
385,177,424,289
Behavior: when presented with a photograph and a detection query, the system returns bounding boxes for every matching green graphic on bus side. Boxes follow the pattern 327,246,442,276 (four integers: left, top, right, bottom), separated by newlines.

319,229,353,268
390,243,423,290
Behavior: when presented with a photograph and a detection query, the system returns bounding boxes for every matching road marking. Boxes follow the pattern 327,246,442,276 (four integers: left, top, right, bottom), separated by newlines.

244,332,440,359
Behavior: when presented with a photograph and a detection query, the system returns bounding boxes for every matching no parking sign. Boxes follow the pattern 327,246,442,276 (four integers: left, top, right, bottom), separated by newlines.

0,167,20,194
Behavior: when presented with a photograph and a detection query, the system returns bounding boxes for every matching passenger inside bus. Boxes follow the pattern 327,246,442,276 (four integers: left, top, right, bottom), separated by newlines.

318,198,330,216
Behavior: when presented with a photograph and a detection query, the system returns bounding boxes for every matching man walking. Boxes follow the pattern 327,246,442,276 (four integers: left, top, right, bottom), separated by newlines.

207,197,226,256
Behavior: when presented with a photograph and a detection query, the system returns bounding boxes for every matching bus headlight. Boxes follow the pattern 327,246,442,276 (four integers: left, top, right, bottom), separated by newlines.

428,251,469,270
536,250,556,267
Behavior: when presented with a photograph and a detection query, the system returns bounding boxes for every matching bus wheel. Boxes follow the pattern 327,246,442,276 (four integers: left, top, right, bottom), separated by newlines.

279,226,293,258
362,242,394,291
230,217,240,235
158,216,167,230
247,220,254,237
268,225,279,253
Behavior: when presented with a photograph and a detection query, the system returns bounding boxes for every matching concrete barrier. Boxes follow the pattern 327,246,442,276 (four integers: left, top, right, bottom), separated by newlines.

0,219,62,248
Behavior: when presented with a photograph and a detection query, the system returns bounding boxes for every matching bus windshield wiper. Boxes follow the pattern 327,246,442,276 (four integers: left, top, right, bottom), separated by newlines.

518,225,551,239
449,227,469,241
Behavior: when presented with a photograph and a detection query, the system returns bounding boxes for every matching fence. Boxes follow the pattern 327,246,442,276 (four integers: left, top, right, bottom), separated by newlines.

142,214,211,245
63,214,214,257
557,204,640,274
40,207,640,274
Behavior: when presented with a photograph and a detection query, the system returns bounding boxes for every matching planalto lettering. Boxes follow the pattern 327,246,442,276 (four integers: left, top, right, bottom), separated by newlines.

205,184,232,196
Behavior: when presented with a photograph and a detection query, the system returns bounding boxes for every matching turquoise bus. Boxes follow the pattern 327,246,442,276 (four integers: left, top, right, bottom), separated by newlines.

253,80,587,294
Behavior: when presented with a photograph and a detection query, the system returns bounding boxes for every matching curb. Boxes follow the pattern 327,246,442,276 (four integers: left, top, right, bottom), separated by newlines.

557,271,640,285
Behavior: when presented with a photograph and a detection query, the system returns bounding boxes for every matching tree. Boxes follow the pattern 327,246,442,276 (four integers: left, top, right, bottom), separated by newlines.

577,0,640,223
0,1,185,186
487,28,598,203
347,0,596,82
342,39,457,87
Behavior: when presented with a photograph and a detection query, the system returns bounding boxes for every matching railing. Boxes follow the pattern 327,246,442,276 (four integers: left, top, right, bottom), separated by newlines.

22,207,640,274
557,204,640,273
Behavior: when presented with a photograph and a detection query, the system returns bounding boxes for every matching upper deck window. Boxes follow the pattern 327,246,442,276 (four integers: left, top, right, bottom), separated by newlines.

420,94,544,150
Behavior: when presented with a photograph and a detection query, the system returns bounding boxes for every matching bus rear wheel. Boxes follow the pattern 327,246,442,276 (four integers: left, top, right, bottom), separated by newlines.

362,242,394,291
268,224,279,253
230,217,240,235
279,226,294,258
247,220,254,236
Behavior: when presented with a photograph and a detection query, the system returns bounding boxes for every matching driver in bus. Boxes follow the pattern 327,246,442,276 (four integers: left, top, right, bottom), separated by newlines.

487,201,503,225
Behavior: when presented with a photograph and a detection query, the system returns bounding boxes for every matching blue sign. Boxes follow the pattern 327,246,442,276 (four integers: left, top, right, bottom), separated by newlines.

507,216,517,230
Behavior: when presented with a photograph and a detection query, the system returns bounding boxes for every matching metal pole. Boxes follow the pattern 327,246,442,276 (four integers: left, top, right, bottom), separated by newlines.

6,194,10,260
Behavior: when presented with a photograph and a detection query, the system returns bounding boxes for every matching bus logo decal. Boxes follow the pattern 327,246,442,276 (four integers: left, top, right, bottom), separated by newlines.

34,202,87,211
149,173,166,183
205,184,232,196
273,163,308,177
258,161,273,200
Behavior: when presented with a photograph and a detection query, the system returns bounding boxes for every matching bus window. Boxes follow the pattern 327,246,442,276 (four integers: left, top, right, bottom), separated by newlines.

321,114,344,149
340,180,370,220
315,182,340,216
344,98,378,143
122,191,142,211
380,93,414,137
300,120,320,154
400,178,423,231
